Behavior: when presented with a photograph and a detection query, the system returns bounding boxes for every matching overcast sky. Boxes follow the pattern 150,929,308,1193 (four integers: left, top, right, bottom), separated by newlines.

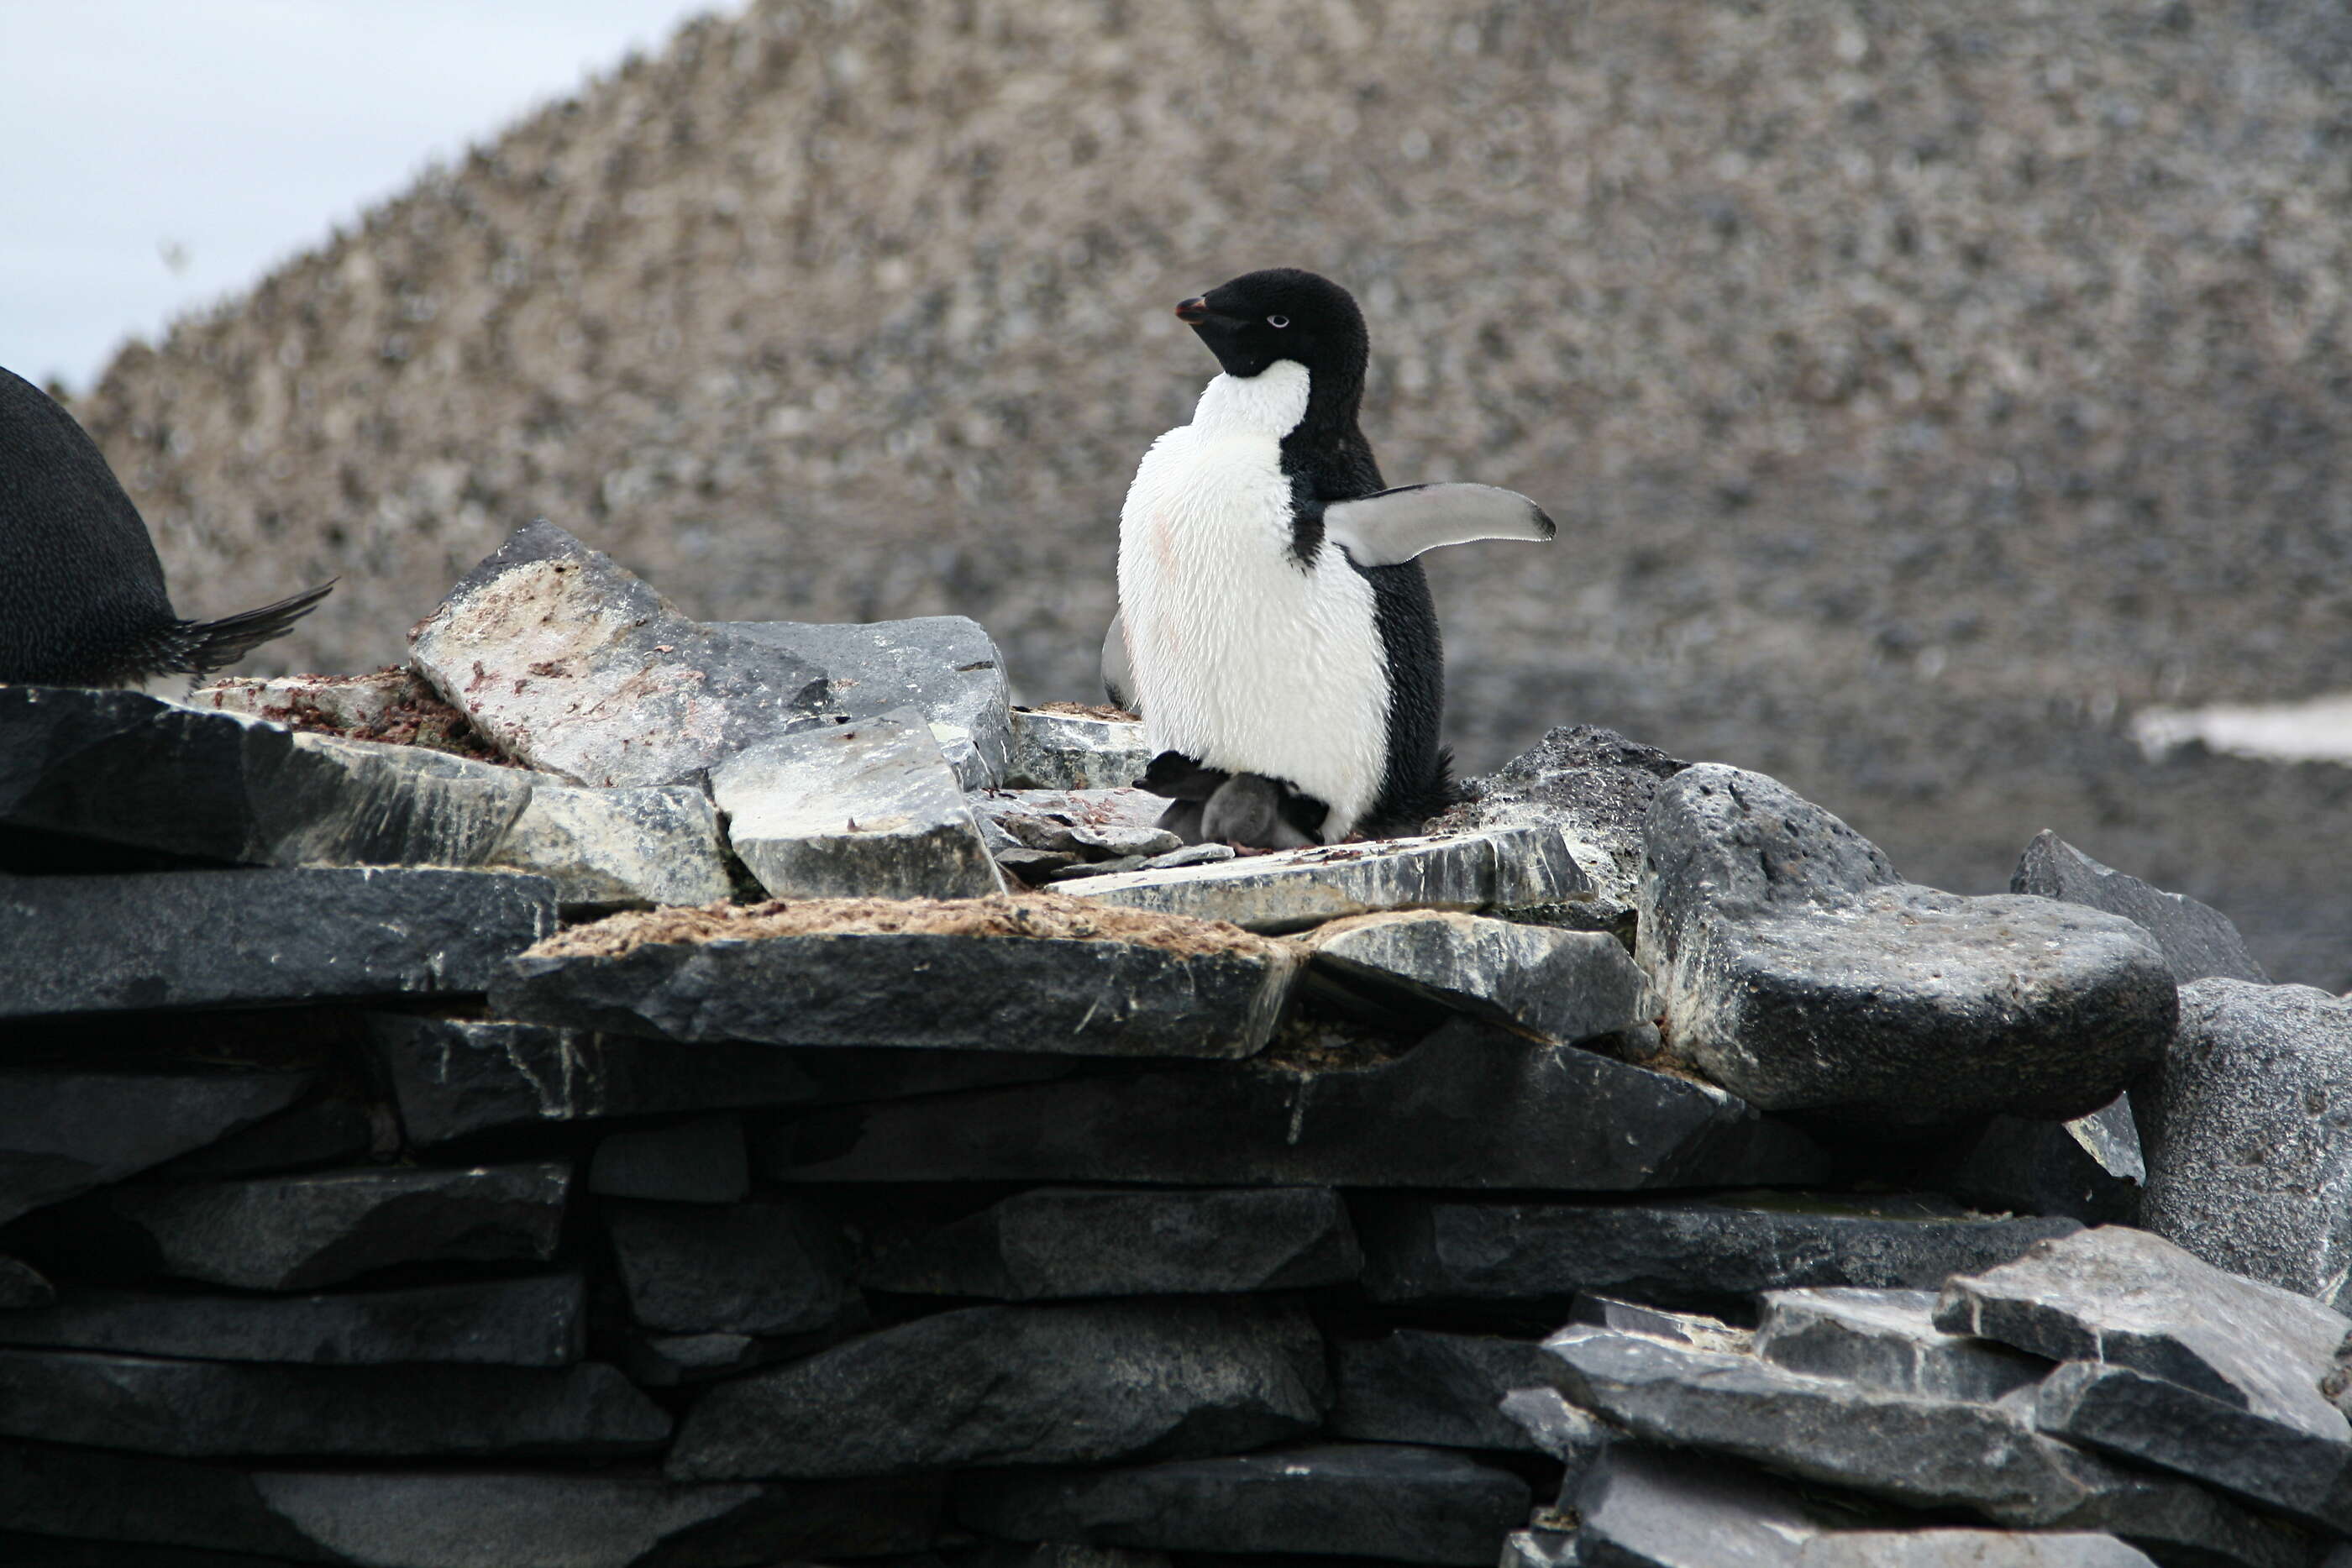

1,0,728,393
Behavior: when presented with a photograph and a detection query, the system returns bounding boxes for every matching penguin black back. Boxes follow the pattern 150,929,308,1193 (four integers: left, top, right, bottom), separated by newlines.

0,365,332,687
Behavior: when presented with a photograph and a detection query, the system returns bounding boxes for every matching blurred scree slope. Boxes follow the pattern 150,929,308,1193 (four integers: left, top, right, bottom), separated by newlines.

66,0,2352,985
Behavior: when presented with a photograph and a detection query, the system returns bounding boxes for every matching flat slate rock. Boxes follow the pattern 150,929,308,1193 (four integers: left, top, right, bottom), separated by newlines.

0,866,554,1017
717,615,1013,784
955,1443,1531,1566
1304,910,1652,1045
1930,1094,2146,1226
1936,1225,2352,1440
154,1095,382,1181
1637,764,2177,1124
0,1069,311,1226
861,1186,1362,1298
0,1274,583,1366
771,1017,1826,1190
0,1256,53,1309
1055,825,1593,934
1756,1287,2047,1404
1357,1193,2077,1307
1329,1329,1573,1451
490,779,732,908
1004,709,1152,791
2013,831,2270,984
106,1162,570,1290
0,1440,940,1567
710,708,1006,900
1430,724,1693,915
0,1350,666,1458
2139,978,2352,1310
1499,1384,1613,1471
606,1198,855,1335
667,1297,1328,1480
495,920,1297,1061
590,1117,750,1204
408,519,831,788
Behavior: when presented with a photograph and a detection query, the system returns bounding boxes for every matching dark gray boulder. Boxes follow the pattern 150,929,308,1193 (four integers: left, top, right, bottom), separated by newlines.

1755,1288,2047,1403
2013,832,2269,984
153,1095,381,1181
1357,1194,2077,1307
666,1297,1328,1480
0,866,554,1017
954,1443,1532,1566
771,1018,1825,1190
590,1117,749,1204
605,1199,856,1335
0,1274,583,1366
1329,1329,1573,1451
859,1186,1362,1298
106,1162,570,1290
1929,1094,2146,1226
2139,978,2352,1309
1637,764,2177,1124
1303,910,1653,1045
0,1069,311,1225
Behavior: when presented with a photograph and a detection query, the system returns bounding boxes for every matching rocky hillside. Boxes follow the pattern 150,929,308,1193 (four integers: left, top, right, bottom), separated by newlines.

60,0,2352,983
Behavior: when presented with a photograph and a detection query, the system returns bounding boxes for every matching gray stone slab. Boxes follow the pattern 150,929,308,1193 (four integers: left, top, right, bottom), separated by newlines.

606,1198,855,1335
1935,1225,2352,1440
590,1116,749,1204
711,708,1005,899
1431,724,1693,915
1005,709,1152,790
490,779,732,908
1329,1329,1572,1451
718,614,1011,778
193,669,414,732
1932,1094,2146,1226
1056,825,1594,934
954,1443,1532,1566
1304,910,1651,1044
1637,765,2177,1124
1357,1194,2077,1306
2139,978,2352,1310
0,866,554,1016
1499,1385,1613,1472
407,519,830,788
152,1095,381,1180
0,1070,310,1225
667,1297,1328,1480
0,1275,583,1365
1564,1293,1756,1355
106,1162,570,1290
0,1257,53,1309
1756,1288,2048,1403
2014,831,2270,984
770,1018,1827,1190
861,1186,1361,1298
494,917,1298,1061
0,1350,666,1458
1501,1526,1583,1568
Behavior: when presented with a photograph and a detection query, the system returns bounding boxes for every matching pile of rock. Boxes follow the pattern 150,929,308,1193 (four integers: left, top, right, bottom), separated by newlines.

0,522,2346,1568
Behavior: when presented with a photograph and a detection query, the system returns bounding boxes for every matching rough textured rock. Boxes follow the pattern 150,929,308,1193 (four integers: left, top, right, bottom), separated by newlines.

489,780,732,909
1357,1194,2076,1307
0,866,554,1017
954,1444,1532,1566
0,1351,666,1459
496,922,1297,1061
1499,1384,1613,1471
2014,832,2271,986
860,1186,1362,1298
710,708,1006,900
106,1162,570,1291
716,614,1012,784
605,1199,855,1335
667,1297,1328,1480
194,669,417,732
407,520,831,787
1932,1095,2146,1227
0,1070,311,1226
1756,1288,2048,1403
1564,1293,1758,1355
589,1117,749,1204
0,1440,941,1566
0,1275,584,1366
2139,978,2352,1309
1329,1329,1573,1451
1432,725,1692,919
152,1096,382,1182
1056,825,1593,933
1637,764,2178,1123
772,1018,1826,1190
1304,910,1652,1044
2034,1360,2352,1538
1005,710,1152,791
1935,1225,2352,1440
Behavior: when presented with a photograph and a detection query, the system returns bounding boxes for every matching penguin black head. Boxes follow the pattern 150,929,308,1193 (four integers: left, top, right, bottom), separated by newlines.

1174,268,1368,385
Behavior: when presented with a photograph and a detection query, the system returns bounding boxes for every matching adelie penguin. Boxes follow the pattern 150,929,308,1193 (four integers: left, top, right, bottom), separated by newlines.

1105,268,1554,847
0,365,333,688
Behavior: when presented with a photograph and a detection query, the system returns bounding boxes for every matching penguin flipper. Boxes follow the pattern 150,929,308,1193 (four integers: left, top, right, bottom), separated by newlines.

1324,483,1555,567
1100,611,1137,713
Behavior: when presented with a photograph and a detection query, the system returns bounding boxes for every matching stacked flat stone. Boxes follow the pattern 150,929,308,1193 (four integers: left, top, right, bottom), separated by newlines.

0,525,2333,1567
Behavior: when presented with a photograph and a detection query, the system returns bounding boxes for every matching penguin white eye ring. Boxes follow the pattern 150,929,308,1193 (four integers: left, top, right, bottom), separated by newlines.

1268,315,1289,328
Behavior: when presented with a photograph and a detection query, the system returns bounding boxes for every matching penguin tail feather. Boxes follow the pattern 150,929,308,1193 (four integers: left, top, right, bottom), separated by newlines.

163,579,339,675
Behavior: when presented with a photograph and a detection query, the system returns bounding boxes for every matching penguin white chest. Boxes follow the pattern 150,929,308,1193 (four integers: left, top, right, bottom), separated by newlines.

1116,364,1390,836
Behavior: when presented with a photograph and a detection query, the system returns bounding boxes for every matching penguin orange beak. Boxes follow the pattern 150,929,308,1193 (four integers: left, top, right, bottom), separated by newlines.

1173,297,1209,324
